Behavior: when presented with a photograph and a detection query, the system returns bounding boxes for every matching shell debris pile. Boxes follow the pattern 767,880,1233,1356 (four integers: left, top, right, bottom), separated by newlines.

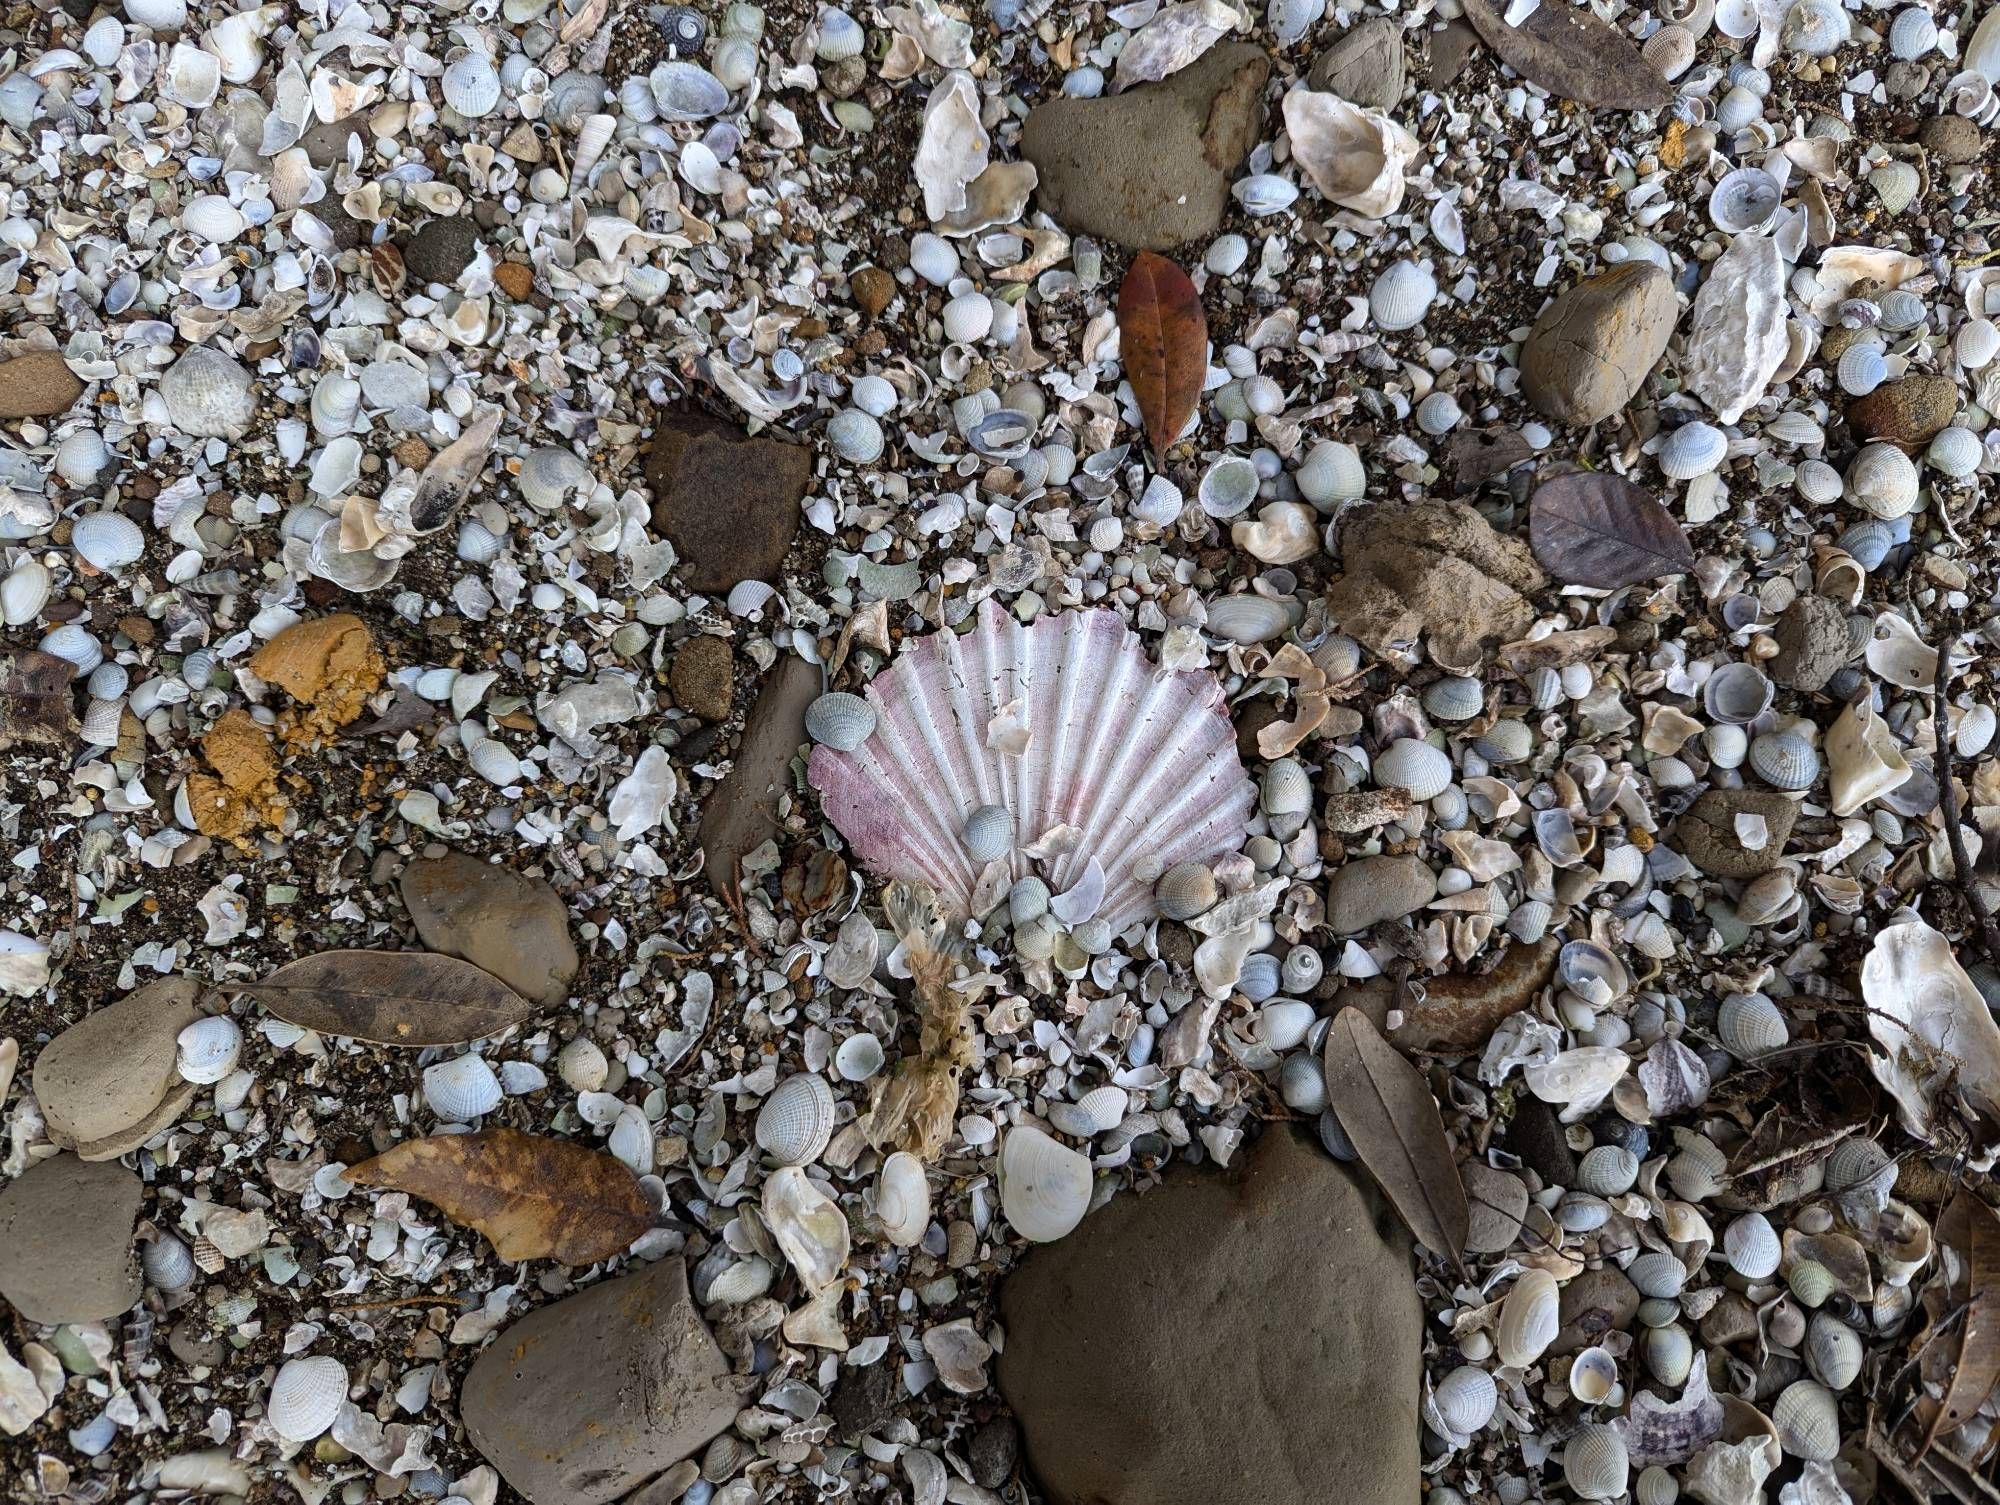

0,0,1997,1501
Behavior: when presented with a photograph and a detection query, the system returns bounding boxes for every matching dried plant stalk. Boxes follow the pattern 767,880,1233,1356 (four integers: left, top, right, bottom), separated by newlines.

863,881,980,1161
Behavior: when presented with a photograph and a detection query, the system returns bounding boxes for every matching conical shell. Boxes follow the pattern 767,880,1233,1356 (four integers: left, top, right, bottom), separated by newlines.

1773,1379,1840,1461
809,604,1255,930
268,1355,347,1443
1496,1267,1560,1367
998,1123,1092,1243
1564,1423,1629,1500
874,1151,930,1247
756,1072,837,1166
1374,737,1453,800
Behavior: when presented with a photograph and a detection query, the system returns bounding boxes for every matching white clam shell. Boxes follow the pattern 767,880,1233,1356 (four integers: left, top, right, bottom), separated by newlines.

1643,24,1697,78
160,346,256,439
1232,173,1299,216
182,193,245,243
142,1233,198,1292
874,1150,930,1247
1724,1212,1782,1277
1496,1267,1560,1367
268,1355,347,1443
1959,318,2000,369
804,691,876,752
1805,1312,1863,1389
1845,442,1919,519
41,623,104,675
1890,6,1938,58
1205,593,1300,644
1928,426,1983,479
1708,166,1780,233
1197,455,1260,519
1773,1379,1840,1461
999,1123,1092,1243
1369,259,1437,332
1569,1344,1619,1405
1295,439,1366,506
1231,501,1319,565
1795,457,1845,504
1565,1423,1629,1500
1781,0,1849,54
1154,860,1219,921
1718,992,1789,1056
442,50,503,117
1836,343,1887,397
54,429,111,486
1431,1364,1497,1434
176,1015,242,1085
756,1072,836,1166
1261,756,1313,816
72,512,145,571
834,1032,884,1080
516,445,592,510
652,59,731,120
963,802,1012,863
422,1054,503,1120
1659,421,1728,480
1,560,51,626
1374,737,1452,801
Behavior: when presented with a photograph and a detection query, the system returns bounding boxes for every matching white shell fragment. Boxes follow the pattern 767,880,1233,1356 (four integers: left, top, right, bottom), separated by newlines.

267,1356,347,1443
1684,232,1788,424
998,1124,1092,1242
1282,89,1418,219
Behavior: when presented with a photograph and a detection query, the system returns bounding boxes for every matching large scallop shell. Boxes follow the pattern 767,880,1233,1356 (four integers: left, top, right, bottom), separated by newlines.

268,1355,347,1443
756,1072,837,1166
998,1123,1092,1242
809,604,1254,930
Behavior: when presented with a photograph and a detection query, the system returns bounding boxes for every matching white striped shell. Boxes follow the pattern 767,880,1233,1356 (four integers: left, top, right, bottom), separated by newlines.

1155,861,1219,921
1496,1267,1559,1367
1766,410,1827,446
704,1257,774,1305
441,50,502,117
1719,992,1788,1056
1628,1251,1687,1299
1773,1379,1840,1461
268,1356,347,1443
160,346,255,439
1431,1365,1497,1434
756,1072,836,1166
1205,593,1300,644
804,691,877,752
1781,0,1849,55
72,513,145,571
1643,1325,1694,1387
1796,458,1844,504
1959,318,2000,369
1294,440,1366,506
422,1054,502,1120
1836,344,1887,396
1262,756,1312,816
712,33,759,90
1576,1144,1640,1196
181,193,245,244
41,623,104,675
1890,6,1939,58
1474,719,1531,764
963,803,1012,863
1928,426,1982,478
1724,1212,1782,1277
1370,260,1437,332
814,8,865,60
1197,456,1260,519
310,374,362,437
1708,167,1780,234
874,1151,930,1247
1748,729,1818,790
142,1233,197,1292
1957,703,1998,758
1846,443,1919,520
465,731,523,786
1564,1423,1629,1500
1790,1260,1836,1307
1506,900,1553,943
1374,737,1453,800
175,1015,241,1084
1805,1312,1863,1389
1643,24,1696,78
1637,1466,1680,1505
809,605,1255,930
827,408,885,463
1870,162,1920,216
1233,174,1299,216
999,1123,1092,1242
1,559,50,626
517,446,593,510
54,429,110,485
1659,421,1727,480
1422,677,1483,722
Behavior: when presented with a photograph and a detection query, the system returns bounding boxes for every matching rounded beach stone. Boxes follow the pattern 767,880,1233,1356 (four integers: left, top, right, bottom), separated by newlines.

400,849,579,1006
1520,262,1679,426
0,1154,143,1324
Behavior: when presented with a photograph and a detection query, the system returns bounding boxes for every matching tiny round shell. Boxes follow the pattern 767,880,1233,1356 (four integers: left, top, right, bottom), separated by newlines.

874,1151,930,1246
805,691,876,751
834,1033,884,1080
1659,421,1728,480
1154,861,1218,921
1796,458,1845,504
1564,1423,1629,1501
1724,1212,1782,1278
755,1072,837,1166
1773,1379,1841,1462
176,1015,242,1084
1280,944,1323,993
1474,719,1531,764
71,513,145,571
1870,162,1920,216
1261,757,1312,816
1836,343,1888,396
1422,677,1484,722
268,1355,348,1443
1433,1365,1497,1433
1748,729,1820,790
1806,1311,1863,1389
963,804,1012,863
142,1233,197,1292
814,7,865,59
1370,260,1437,332
1576,1144,1640,1196
1708,166,1781,233
1718,992,1788,1056
1628,1250,1687,1299
1637,1465,1680,1505
1846,443,1920,520
1890,5,1938,57
1789,1260,1837,1309
1643,24,1696,78
1781,0,1849,55
1928,426,1982,479
423,1054,502,1120
1294,440,1366,506
1374,738,1453,801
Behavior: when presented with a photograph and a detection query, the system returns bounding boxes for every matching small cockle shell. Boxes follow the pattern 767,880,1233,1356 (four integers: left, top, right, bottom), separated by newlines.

1507,900,1553,943
1197,456,1260,519
1637,1466,1680,1505
310,375,362,437
1957,703,1998,758
1577,1145,1640,1196
1374,737,1453,800
1295,439,1367,507
143,1233,197,1292
1725,1212,1782,1277
1643,1325,1695,1387
160,346,256,439
1565,1423,1629,1500
1496,1267,1560,1367
1369,259,1437,332
1431,1365,1497,1434
1155,860,1219,920
1836,344,1888,397
1796,458,1844,505
1668,1132,1727,1199
1261,757,1312,816
442,50,502,117
423,1054,502,1121
1205,594,1300,644
1718,992,1788,1056
1959,318,2000,369
756,1072,837,1166
1870,162,1920,216
1928,426,1982,479
1805,1312,1863,1389
1232,174,1299,216
999,1124,1092,1243
1709,167,1781,234
964,803,1012,863
176,1015,242,1084
827,408,885,463
516,446,592,510
268,1355,347,1443
1474,718,1531,764
1748,730,1818,790
652,60,731,120
1422,677,1483,722
42,623,104,675
1890,6,1939,58
1569,1344,1619,1404
815,7,865,59
1845,443,1919,520
1660,421,1728,480
1773,1379,1840,1462
1,560,51,626
1781,0,1849,54
712,32,758,88
1644,24,1697,78
1629,1250,1688,1299
1790,1260,1836,1307
54,429,110,485
805,691,876,752
72,513,145,571
182,193,245,244
874,1151,930,1247
1703,661,1774,724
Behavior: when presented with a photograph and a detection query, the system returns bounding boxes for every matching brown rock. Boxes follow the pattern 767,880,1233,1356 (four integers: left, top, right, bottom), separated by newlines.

1020,44,1270,252
400,850,579,1006
493,262,535,300
1674,789,1799,878
249,613,384,737
0,1155,143,1324
460,1259,741,1505
1555,1266,1640,1354
669,635,735,721
1769,594,1850,693
1309,17,1407,107
33,977,203,1160
0,350,85,420
644,413,812,594
997,1127,1420,1505
1846,373,1958,447
1520,262,1679,426
1326,853,1437,932
1921,114,1982,163
698,653,820,899
849,265,895,318
1700,1291,1760,1348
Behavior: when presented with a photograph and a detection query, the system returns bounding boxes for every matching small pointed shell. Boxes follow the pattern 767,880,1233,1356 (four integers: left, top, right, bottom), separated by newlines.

999,1124,1092,1243
874,1151,930,1247
423,1054,503,1120
1374,737,1453,800
1659,421,1728,480
1155,861,1219,921
1724,1212,1782,1277
1773,1379,1840,1461
1718,992,1789,1056
1431,1364,1497,1434
805,691,876,752
1496,1267,1560,1367
756,1072,837,1166
1564,1422,1630,1500
268,1355,348,1443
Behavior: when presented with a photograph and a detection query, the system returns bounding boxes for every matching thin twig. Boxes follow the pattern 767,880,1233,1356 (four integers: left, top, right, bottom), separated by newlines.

1934,637,2000,968
329,1294,452,1313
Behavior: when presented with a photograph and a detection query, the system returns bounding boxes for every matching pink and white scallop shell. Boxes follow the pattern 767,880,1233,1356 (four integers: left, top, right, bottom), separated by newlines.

808,603,1254,931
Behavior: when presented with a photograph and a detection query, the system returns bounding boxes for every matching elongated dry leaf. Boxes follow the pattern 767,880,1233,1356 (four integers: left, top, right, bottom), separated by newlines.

1322,1007,1469,1271
1529,472,1694,589
1461,0,1673,110
238,950,539,1045
347,1128,650,1265
1923,1193,2000,1457
1116,250,1205,458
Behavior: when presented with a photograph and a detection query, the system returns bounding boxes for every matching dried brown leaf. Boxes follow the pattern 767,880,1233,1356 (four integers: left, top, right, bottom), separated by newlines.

1117,251,1206,459
0,650,78,750
1322,1007,1469,1270
1460,0,1674,111
1529,471,1694,589
1924,1193,2000,1457
347,1127,651,1265
237,950,540,1045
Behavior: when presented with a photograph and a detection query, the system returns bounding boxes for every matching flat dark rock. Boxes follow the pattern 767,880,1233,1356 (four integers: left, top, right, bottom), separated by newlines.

645,412,813,593
698,653,820,899
998,1126,1421,1505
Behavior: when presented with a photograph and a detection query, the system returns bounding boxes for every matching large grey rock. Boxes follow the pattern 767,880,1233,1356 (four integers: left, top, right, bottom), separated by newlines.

998,1127,1421,1505
1520,262,1679,426
1021,43,1270,252
1309,18,1408,108
460,1259,741,1505
0,1155,143,1324
1769,594,1850,693
1326,853,1438,933
32,976,203,1160
401,850,579,1006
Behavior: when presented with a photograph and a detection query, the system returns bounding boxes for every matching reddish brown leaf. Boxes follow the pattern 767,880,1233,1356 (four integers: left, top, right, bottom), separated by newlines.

1923,1193,2000,1457
1117,251,1206,459
1529,471,1694,589
1460,0,1674,111
238,950,540,1045
347,1127,652,1265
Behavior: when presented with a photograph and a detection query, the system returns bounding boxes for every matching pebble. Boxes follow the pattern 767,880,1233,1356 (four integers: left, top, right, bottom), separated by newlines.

0,1155,142,1325
1768,594,1851,693
0,351,84,419
31,976,203,1159
1674,789,1801,878
1845,373,1959,447
1554,1266,1641,1355
669,636,735,722
1520,263,1679,426
645,413,813,593
399,850,579,1007
1920,114,1982,162
849,265,895,318
403,218,482,286
1308,17,1407,108
1326,854,1439,932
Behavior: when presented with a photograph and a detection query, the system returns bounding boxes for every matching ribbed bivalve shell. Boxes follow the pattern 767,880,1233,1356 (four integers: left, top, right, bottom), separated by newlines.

1564,1423,1630,1501
809,604,1255,930
756,1072,837,1166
